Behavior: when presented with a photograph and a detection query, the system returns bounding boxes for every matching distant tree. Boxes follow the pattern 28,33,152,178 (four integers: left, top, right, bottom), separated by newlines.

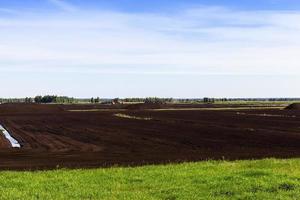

144,97,167,104
112,98,121,104
33,95,75,104
34,96,42,103
95,97,100,103
203,97,215,103
24,97,33,103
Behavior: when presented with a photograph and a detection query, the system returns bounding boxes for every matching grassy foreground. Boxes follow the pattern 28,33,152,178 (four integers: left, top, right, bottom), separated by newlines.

1,159,300,200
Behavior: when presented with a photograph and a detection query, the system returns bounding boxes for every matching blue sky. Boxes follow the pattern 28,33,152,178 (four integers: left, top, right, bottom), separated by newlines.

2,0,300,11
0,0,300,98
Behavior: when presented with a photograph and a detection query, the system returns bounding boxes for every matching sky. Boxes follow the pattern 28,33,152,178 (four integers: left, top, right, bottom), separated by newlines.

0,0,300,98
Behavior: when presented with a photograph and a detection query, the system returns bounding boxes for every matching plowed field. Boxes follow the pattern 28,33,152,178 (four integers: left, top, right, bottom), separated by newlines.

0,103,299,170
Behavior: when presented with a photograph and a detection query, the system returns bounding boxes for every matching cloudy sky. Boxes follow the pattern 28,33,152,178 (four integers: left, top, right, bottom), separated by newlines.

0,0,300,98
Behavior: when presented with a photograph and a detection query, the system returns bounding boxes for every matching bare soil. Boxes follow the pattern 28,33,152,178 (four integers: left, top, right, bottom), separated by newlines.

286,103,300,110
0,103,300,170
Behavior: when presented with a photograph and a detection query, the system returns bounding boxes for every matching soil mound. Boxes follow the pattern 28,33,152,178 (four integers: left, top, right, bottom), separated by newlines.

285,103,300,110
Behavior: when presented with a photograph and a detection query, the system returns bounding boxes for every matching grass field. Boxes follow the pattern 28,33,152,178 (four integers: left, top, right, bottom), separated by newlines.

1,159,300,200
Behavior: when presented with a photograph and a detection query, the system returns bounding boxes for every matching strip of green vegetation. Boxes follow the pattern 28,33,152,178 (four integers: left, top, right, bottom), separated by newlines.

1,159,300,200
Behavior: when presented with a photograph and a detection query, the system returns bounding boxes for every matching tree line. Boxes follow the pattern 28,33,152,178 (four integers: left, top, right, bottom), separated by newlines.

1,96,300,104
34,95,76,104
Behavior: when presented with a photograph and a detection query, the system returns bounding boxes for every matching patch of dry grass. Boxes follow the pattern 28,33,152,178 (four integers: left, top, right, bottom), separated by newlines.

114,113,152,120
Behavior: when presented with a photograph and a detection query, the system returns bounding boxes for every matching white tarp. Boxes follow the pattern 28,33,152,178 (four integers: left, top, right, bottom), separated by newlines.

0,125,21,148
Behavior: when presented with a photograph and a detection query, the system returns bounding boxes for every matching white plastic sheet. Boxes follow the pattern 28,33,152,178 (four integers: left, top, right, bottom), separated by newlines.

0,125,21,148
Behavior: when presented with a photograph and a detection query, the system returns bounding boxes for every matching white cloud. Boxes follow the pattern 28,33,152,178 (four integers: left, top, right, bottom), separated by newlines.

0,6,300,75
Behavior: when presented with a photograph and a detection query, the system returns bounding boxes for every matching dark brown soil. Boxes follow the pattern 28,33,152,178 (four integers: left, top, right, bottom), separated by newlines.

286,103,300,110
126,103,165,110
0,103,300,170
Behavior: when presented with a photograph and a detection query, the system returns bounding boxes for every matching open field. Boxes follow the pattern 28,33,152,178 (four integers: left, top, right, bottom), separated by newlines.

0,103,300,170
0,159,300,199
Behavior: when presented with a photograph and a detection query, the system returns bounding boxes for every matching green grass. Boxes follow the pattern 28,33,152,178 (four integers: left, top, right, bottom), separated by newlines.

1,159,300,200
